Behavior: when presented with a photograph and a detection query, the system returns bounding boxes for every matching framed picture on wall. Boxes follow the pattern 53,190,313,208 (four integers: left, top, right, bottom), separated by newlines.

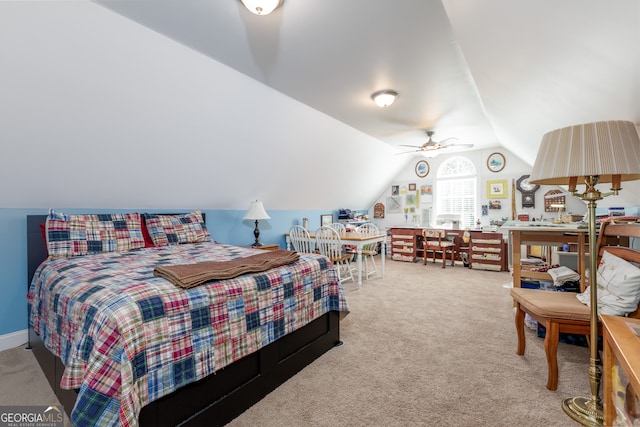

415,160,430,177
487,180,508,198
386,196,402,213
321,214,333,226
486,152,506,172
420,184,433,195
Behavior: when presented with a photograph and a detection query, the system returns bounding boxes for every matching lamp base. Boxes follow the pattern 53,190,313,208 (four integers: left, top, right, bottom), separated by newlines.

252,220,262,247
252,242,264,247
562,397,603,427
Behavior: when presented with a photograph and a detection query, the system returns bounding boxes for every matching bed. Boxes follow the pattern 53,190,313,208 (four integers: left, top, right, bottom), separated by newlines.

26,211,348,426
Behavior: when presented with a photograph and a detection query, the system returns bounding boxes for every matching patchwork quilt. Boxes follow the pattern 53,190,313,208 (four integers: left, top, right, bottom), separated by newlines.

28,242,348,427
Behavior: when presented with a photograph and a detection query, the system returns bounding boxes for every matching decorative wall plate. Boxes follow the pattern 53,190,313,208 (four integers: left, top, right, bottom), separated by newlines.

487,152,506,173
415,160,430,177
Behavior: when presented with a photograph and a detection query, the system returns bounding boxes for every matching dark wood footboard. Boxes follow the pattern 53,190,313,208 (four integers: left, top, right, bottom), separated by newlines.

30,311,339,426
26,214,341,426
143,311,340,426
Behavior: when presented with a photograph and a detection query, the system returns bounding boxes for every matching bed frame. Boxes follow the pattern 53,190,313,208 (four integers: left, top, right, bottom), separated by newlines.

26,215,341,426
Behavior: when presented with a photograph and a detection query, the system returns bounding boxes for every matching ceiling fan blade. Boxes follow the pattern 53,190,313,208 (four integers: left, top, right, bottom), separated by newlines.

438,137,459,145
394,130,472,154
447,143,474,149
394,149,421,155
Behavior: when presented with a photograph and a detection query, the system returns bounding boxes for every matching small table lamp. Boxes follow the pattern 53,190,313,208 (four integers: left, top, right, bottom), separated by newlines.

549,203,566,224
243,200,271,247
529,120,640,426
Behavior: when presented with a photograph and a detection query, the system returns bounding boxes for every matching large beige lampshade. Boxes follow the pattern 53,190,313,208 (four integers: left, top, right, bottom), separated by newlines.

529,120,640,186
526,120,640,426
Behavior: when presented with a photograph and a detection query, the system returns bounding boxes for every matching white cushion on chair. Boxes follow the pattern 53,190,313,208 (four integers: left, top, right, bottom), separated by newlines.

577,250,640,316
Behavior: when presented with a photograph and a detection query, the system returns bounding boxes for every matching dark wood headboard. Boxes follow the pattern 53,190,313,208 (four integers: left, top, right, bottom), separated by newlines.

27,215,48,284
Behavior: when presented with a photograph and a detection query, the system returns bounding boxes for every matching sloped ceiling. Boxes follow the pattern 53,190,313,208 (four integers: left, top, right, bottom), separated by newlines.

1,1,638,210
0,1,408,211
94,0,499,151
443,0,640,163
95,0,639,160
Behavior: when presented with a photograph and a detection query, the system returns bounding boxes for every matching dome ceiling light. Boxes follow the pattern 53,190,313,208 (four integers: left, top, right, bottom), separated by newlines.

240,0,281,15
371,90,398,108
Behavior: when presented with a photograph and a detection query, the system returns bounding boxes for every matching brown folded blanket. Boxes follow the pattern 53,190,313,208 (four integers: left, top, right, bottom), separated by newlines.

153,249,300,289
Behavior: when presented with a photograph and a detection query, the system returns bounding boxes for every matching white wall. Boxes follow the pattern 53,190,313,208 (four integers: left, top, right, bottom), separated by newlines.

0,0,411,343
0,1,406,212
368,147,588,230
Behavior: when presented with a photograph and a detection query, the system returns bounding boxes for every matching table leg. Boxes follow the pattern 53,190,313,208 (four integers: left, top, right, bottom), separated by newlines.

381,240,385,278
603,331,614,425
356,246,363,288
512,230,521,288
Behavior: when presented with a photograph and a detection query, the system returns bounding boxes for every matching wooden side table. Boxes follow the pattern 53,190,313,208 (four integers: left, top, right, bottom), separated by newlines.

602,314,640,425
245,243,279,251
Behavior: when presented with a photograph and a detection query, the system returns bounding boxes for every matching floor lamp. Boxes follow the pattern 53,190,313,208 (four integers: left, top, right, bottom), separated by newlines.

528,120,640,426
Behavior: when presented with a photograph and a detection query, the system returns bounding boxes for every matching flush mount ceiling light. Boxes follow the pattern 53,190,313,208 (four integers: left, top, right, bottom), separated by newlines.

240,0,281,15
371,90,398,108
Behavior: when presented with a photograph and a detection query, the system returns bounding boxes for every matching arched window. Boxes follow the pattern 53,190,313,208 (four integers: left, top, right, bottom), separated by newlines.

436,156,476,228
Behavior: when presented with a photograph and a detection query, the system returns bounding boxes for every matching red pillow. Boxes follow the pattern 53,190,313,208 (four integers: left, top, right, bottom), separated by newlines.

40,223,49,256
141,217,155,248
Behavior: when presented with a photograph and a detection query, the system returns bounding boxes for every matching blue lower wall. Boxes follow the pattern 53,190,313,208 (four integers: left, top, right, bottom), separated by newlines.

0,208,336,337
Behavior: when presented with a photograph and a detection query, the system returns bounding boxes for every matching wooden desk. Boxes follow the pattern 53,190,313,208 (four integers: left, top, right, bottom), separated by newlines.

502,225,588,289
285,231,386,288
388,227,507,271
602,314,640,425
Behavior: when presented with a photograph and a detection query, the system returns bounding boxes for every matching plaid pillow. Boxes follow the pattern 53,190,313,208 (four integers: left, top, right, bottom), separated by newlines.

143,210,210,247
46,210,145,258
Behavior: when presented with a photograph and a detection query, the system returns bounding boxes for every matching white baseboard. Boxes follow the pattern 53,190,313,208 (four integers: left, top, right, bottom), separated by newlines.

0,329,28,352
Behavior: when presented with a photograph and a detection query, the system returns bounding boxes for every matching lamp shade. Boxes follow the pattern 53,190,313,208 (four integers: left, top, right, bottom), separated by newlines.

529,120,640,185
243,200,271,220
528,120,640,425
240,0,281,15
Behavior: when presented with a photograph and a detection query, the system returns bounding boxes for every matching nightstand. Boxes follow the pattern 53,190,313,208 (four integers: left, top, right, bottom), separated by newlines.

245,243,279,251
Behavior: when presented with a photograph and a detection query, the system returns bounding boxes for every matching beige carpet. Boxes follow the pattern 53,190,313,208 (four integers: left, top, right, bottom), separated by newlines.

0,259,589,426
0,344,72,426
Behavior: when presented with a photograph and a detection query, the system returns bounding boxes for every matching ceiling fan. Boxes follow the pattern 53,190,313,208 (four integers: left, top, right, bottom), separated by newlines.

396,130,474,155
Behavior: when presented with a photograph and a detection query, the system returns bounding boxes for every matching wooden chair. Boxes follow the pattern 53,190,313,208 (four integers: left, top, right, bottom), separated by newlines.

510,222,640,390
330,221,359,257
422,229,457,268
315,226,354,283
288,225,313,253
356,223,380,279
329,222,347,233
